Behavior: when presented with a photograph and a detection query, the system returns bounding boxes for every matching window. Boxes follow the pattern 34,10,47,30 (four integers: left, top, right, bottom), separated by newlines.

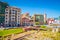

18,21,20,23
12,18,15,21
6,15,8,17
6,21,7,23
18,16,20,17
6,9,8,11
35,16,40,22
12,18,14,20
12,15,15,17
11,10,14,13
11,10,17,14
6,18,7,19
5,12,8,14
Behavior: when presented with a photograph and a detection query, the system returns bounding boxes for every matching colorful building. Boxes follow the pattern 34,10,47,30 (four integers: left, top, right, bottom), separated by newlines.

21,13,33,26
47,18,54,25
5,7,21,27
0,1,9,27
22,17,30,26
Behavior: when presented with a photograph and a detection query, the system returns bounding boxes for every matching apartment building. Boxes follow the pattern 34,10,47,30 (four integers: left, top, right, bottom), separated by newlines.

5,7,21,27
33,14,44,26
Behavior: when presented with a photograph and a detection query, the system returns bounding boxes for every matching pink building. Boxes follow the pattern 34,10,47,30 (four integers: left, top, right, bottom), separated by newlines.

22,17,33,26
22,17,30,26
21,13,33,26
47,18,54,25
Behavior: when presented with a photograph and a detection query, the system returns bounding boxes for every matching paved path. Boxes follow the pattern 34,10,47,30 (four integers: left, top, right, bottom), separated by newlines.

14,31,53,40
13,31,36,40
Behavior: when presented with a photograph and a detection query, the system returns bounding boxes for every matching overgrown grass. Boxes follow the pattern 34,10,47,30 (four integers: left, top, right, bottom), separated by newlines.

0,28,24,36
40,31,60,40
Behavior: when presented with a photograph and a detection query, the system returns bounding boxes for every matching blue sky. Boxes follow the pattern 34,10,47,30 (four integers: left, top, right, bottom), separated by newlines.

0,0,60,18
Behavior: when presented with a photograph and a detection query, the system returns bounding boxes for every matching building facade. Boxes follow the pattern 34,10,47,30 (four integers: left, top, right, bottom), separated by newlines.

54,16,60,23
44,14,47,24
58,16,60,20
47,18,54,25
33,14,44,26
21,13,33,26
22,17,30,26
5,7,21,27
0,1,9,27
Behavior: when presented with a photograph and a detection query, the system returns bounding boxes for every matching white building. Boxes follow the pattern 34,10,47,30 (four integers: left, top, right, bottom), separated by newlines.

50,20,60,32
44,14,47,23
5,7,21,27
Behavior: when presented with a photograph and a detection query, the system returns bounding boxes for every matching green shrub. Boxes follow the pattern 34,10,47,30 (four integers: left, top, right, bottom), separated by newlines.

35,22,40,25
40,25,47,28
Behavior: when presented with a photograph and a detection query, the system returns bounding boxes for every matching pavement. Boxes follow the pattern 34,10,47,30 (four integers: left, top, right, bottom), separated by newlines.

13,30,36,40
14,31,53,40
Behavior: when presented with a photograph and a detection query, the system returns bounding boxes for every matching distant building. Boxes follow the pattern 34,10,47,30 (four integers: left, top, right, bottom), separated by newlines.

47,18,54,25
21,13,29,26
58,16,60,20
21,13,33,26
54,18,58,20
22,17,30,26
54,16,60,23
44,14,47,24
50,20,60,32
33,14,44,26
5,7,21,27
0,1,9,27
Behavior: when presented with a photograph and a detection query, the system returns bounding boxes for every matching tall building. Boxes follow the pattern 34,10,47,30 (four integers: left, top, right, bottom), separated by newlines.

5,7,21,27
0,1,9,27
33,14,44,26
44,14,47,24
